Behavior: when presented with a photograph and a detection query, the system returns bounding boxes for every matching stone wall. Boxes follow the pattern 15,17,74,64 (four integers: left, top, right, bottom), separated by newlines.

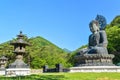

31,69,43,74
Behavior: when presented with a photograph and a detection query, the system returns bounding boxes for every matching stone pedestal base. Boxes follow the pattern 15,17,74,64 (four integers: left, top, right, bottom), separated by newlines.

6,68,31,76
0,69,5,75
69,66,120,72
75,54,114,66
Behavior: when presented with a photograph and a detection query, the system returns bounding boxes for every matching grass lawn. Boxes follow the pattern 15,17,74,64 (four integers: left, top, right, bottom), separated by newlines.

0,72,120,80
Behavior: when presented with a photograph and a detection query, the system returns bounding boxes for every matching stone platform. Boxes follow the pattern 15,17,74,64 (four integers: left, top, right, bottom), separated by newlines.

0,69,6,75
6,68,30,76
69,66,120,72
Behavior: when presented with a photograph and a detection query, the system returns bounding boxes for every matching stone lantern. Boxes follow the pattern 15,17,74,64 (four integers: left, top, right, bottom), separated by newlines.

9,31,30,68
6,31,31,76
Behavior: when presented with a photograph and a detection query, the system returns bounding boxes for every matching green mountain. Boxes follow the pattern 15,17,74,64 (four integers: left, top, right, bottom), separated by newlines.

0,36,71,69
63,48,71,53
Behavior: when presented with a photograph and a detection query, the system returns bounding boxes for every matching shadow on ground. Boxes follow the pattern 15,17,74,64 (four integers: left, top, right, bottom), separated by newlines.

0,74,65,80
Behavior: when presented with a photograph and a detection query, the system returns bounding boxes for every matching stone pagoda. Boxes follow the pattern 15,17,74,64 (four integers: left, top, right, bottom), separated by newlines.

0,56,8,69
0,56,8,75
6,31,30,76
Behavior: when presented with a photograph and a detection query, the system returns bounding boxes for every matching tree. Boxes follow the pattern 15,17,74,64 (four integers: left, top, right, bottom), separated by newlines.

105,17,120,64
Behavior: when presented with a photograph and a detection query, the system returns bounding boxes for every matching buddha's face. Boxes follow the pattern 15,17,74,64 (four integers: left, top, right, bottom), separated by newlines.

90,22,99,33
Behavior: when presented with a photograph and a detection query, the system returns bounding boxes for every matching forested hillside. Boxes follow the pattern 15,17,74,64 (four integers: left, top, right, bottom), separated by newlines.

106,15,120,64
0,36,71,69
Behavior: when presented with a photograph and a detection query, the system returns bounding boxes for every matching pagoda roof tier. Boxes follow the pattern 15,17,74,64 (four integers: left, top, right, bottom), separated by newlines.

0,56,8,60
10,31,30,46
10,39,30,46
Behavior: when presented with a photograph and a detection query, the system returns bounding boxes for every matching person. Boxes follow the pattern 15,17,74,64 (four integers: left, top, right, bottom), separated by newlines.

78,20,108,55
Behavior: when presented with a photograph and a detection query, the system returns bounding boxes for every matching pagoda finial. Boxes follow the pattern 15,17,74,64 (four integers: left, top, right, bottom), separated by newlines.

17,31,24,39
20,31,22,35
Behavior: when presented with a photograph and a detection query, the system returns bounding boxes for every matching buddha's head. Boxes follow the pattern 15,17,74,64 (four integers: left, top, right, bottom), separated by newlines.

89,20,100,33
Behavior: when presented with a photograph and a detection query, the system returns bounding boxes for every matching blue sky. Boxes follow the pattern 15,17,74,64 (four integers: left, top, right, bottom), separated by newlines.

0,0,120,51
